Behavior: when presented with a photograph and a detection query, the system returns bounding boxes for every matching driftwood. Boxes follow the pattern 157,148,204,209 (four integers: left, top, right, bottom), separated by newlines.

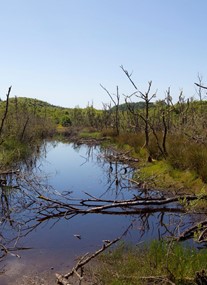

56,236,121,285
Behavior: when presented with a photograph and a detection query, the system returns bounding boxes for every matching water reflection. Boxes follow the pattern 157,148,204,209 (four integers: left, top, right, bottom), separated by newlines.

0,141,206,283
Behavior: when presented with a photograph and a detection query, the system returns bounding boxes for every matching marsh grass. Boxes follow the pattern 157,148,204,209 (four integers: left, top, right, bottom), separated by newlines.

167,135,207,183
135,159,206,194
93,241,207,285
79,128,102,139
114,132,207,186
0,139,31,166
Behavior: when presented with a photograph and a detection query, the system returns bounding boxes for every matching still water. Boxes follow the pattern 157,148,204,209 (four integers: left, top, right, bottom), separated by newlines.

0,141,193,284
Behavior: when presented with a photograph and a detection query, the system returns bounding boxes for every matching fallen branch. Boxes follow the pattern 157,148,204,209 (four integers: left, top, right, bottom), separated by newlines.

56,274,72,285
37,194,206,222
56,236,120,285
0,243,31,260
177,219,207,242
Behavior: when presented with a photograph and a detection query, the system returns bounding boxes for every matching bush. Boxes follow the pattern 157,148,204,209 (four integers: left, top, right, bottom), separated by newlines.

61,115,72,127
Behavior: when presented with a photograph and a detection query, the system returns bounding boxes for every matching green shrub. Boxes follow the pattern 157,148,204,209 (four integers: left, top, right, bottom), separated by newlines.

61,115,72,127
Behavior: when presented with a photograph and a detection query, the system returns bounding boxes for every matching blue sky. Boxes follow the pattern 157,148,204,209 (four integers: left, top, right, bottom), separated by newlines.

0,0,206,108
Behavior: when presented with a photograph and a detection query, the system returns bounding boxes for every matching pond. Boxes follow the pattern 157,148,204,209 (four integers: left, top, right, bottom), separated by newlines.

0,141,200,284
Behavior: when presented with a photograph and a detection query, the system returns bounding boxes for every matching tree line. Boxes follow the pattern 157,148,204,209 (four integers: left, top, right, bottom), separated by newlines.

0,73,207,180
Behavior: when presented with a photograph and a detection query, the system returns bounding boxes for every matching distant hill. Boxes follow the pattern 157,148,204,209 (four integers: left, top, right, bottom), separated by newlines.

8,97,64,109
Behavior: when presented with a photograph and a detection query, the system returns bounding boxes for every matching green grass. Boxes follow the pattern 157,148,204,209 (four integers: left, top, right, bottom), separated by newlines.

134,159,206,194
79,128,102,139
92,240,207,285
0,139,31,167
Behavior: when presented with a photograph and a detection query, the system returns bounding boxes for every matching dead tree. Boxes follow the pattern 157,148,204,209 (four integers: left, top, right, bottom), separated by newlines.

0,86,12,138
195,73,207,101
151,87,173,158
121,65,156,151
124,98,141,133
100,84,120,136
101,102,113,130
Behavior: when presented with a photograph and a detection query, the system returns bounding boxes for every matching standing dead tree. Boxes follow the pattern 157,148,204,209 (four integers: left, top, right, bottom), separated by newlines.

0,86,12,138
120,66,156,152
195,74,207,101
101,102,113,130
100,84,120,136
151,87,174,158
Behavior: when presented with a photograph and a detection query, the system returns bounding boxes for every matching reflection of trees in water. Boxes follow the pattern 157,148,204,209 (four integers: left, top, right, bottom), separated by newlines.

77,144,135,199
0,142,51,264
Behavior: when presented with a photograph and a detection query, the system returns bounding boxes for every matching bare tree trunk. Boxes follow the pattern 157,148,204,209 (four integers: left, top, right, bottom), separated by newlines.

0,86,12,137
162,111,168,157
20,117,30,142
100,84,120,136
145,97,149,148
120,66,156,150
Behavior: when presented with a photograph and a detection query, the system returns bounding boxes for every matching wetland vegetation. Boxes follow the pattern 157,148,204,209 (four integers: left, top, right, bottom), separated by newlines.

1,78,207,284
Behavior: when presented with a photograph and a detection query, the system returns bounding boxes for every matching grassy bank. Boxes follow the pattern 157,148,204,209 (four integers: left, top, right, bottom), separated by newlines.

134,160,206,194
0,136,50,170
89,240,207,285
